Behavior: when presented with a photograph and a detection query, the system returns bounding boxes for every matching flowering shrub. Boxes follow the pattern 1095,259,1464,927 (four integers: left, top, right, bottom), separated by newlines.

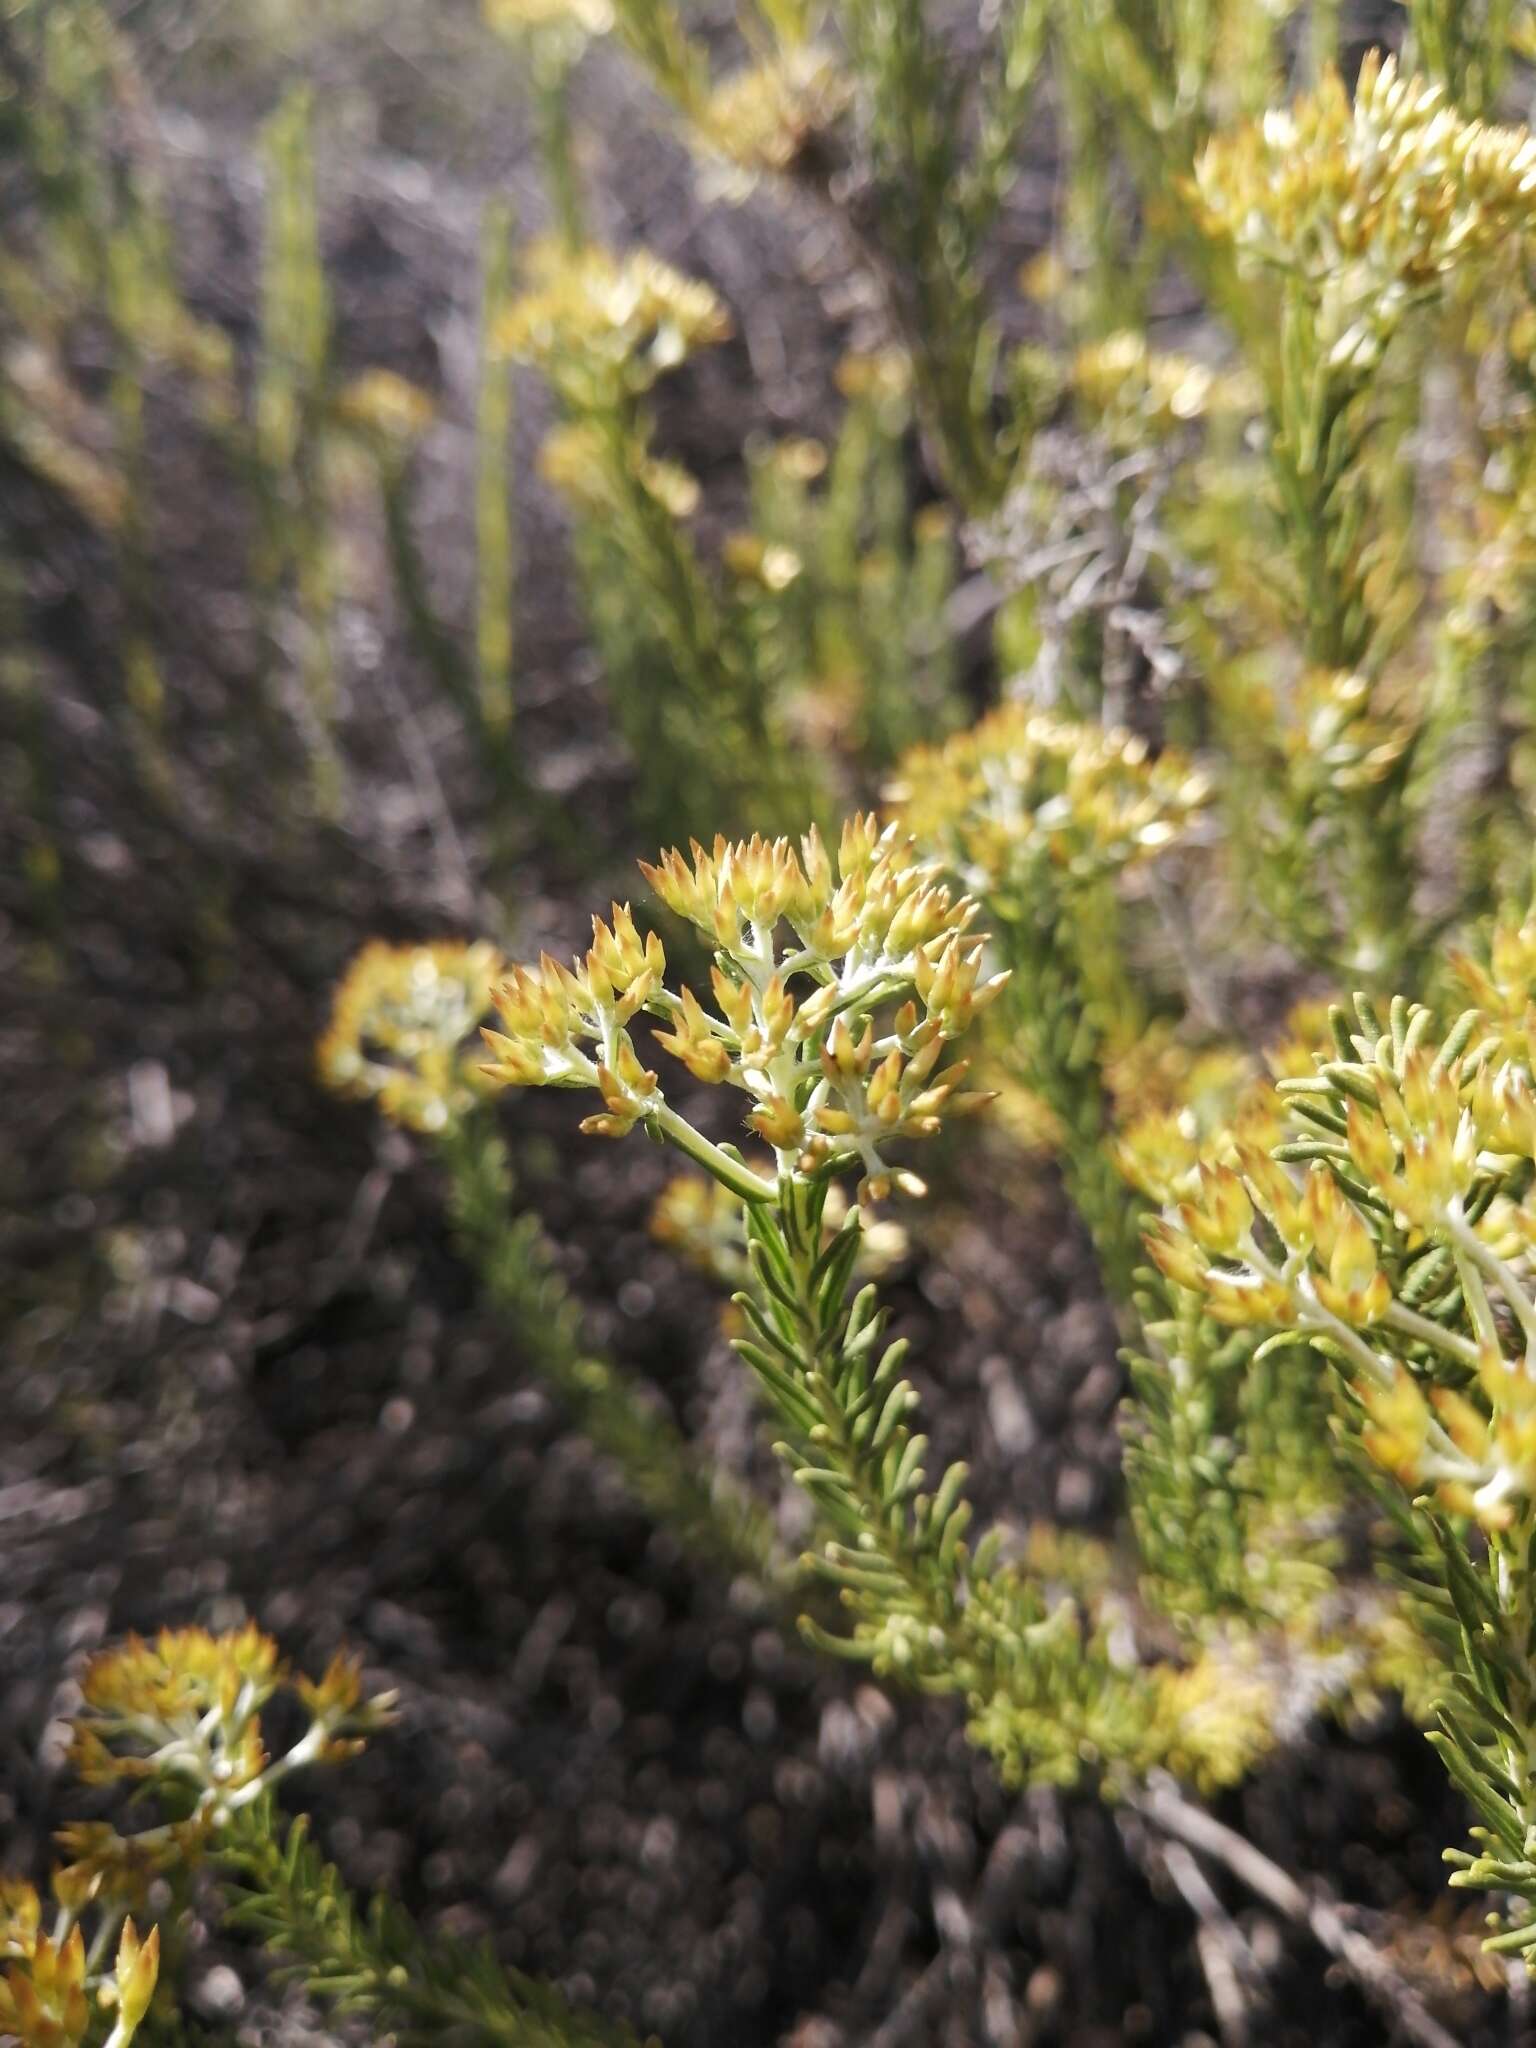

1,1628,640,2048
306,18,1536,2032
22,0,1536,2036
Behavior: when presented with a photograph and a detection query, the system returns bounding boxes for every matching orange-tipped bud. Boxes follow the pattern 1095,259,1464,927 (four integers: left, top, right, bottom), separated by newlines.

821,1015,873,1083
1179,1163,1253,1255
1144,1220,1211,1294
655,986,732,1084
1345,1100,1397,1188
1313,1203,1391,1324
750,1094,806,1150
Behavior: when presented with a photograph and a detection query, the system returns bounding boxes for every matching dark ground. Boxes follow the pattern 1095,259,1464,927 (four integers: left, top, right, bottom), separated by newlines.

0,5,1527,2043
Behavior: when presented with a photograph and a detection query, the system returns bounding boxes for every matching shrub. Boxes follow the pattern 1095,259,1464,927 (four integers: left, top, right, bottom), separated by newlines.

16,0,1536,2038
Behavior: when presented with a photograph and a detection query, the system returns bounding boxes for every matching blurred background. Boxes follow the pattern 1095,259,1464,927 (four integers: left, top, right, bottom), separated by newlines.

0,2,1521,2043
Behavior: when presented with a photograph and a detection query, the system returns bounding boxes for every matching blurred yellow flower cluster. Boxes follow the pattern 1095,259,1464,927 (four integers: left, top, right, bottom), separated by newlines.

1192,54,1536,368
332,368,436,452
480,819,1006,1198
538,418,701,520
1144,1652,1277,1795
1147,978,1536,1528
1274,667,1414,799
892,705,1210,892
695,46,850,186
318,939,503,1133
1071,330,1256,448
1451,917,1536,1069
485,0,612,29
497,240,731,398
1108,1033,1268,1208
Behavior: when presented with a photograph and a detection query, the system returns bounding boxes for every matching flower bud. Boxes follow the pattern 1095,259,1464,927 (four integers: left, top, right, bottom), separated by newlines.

115,1922,160,2036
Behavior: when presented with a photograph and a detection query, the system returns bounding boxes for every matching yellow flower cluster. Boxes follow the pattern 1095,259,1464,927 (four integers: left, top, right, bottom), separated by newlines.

1451,917,1536,1069
694,46,851,185
538,419,701,521
651,1171,754,1283
483,0,612,36
1144,1651,1278,1796
1147,992,1536,1528
0,1894,157,2048
835,348,913,408
482,900,666,1128
1274,667,1414,799
1071,330,1256,447
497,240,731,396
332,368,436,451
1191,54,1536,367
1108,1034,1268,1207
78,1618,281,1726
891,705,1211,893
0,1628,390,2047
53,1627,392,1909
317,939,503,1133
480,819,1007,1198
72,1626,384,1789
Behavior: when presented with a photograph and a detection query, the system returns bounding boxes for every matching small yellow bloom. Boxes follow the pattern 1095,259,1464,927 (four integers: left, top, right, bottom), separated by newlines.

318,941,504,1134
484,0,612,33
748,1093,805,1149
695,46,850,182
1192,54,1536,324
1358,1372,1434,1492
498,242,730,395
333,369,435,449
1178,1162,1253,1257
1312,1202,1392,1326
892,706,1209,892
113,1921,160,2037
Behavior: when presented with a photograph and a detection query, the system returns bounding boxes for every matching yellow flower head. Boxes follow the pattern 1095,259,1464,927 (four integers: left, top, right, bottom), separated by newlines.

1146,1650,1277,1795
497,241,731,396
0,1880,41,1963
0,1924,88,2048
70,1625,283,1798
51,1818,206,1908
333,369,436,450
112,1921,160,2038
483,819,1005,1198
722,532,803,590
80,1623,283,1728
483,0,612,42
695,46,850,185
835,349,912,407
892,705,1210,894
1451,915,1536,1069
1071,330,1256,447
1192,54,1536,367
1273,668,1415,803
538,420,701,521
318,940,504,1134
1264,998,1337,1081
